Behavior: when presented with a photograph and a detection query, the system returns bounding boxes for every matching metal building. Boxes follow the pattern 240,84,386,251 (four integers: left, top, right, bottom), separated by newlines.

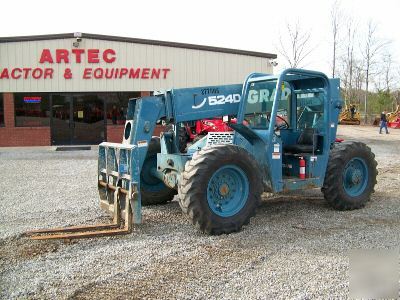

0,33,276,146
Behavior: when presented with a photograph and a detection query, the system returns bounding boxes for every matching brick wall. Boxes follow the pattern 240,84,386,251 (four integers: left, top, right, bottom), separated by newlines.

0,91,159,147
3,93,14,127
0,127,51,146
0,93,51,147
106,125,124,143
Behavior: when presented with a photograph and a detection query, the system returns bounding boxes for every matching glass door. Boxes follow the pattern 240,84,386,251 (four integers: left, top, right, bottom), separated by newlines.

51,94,105,145
51,95,73,145
72,95,105,144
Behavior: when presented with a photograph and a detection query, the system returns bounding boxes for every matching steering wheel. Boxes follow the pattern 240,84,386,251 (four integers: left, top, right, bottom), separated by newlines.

275,115,289,131
244,113,270,127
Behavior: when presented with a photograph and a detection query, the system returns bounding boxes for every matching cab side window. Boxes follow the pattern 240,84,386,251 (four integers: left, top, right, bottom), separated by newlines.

296,92,325,131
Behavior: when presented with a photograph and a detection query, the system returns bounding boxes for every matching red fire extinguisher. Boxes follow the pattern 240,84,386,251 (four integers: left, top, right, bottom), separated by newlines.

299,157,306,179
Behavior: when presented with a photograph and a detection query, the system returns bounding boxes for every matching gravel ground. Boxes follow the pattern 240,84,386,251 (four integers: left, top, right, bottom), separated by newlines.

0,125,399,299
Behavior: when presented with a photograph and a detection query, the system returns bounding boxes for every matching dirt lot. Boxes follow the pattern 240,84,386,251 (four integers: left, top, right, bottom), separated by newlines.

0,125,399,299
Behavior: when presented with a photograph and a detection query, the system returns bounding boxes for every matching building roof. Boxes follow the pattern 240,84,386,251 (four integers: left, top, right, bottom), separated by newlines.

0,32,277,59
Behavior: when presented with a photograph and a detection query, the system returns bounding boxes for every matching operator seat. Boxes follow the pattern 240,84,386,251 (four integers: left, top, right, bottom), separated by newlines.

284,128,317,154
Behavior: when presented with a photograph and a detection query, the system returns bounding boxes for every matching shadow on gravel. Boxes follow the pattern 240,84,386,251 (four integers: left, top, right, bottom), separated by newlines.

0,236,78,266
259,193,327,211
68,243,261,300
0,237,59,262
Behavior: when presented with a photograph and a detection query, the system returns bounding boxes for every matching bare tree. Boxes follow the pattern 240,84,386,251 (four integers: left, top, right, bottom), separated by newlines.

394,69,400,107
361,20,389,123
277,21,314,68
375,52,398,111
381,53,395,92
396,67,400,90
353,60,365,104
330,0,342,78
338,17,357,106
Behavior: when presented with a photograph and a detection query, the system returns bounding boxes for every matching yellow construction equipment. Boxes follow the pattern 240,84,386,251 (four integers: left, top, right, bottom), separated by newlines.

387,105,399,122
339,104,360,125
387,105,400,128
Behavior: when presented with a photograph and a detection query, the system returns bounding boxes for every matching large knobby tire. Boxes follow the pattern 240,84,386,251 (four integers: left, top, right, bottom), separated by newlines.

178,144,262,235
322,141,377,210
141,137,176,205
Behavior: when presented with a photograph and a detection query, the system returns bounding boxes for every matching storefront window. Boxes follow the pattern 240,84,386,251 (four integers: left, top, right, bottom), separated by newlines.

0,94,4,127
15,93,50,127
105,92,140,125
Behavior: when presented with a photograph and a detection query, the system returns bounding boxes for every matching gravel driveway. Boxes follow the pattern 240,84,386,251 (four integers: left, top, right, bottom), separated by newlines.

0,125,399,299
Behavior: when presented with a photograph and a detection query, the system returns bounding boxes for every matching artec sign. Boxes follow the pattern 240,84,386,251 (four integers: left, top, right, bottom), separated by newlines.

0,48,171,80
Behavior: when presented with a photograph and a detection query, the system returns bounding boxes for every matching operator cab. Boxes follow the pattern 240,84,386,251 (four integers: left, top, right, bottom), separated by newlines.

240,71,329,189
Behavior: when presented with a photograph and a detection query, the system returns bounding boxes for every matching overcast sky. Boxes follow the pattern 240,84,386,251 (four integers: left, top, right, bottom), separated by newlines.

2,0,399,79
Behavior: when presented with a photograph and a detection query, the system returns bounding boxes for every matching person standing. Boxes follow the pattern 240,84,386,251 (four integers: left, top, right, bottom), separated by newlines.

111,105,118,125
350,105,356,119
379,111,389,134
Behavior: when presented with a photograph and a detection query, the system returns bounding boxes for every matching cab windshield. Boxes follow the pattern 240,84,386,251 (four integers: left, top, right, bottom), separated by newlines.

244,80,291,129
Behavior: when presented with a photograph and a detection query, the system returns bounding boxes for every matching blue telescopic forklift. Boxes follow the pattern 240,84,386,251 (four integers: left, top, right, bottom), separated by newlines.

27,68,377,239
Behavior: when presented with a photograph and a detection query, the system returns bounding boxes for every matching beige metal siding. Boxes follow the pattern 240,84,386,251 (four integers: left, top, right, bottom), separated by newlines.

0,38,273,92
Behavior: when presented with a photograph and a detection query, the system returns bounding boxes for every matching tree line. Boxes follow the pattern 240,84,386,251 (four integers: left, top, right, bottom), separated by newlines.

276,1,398,123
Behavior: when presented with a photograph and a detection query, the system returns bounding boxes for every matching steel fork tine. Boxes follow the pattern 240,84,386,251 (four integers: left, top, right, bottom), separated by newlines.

25,187,133,240
25,223,120,235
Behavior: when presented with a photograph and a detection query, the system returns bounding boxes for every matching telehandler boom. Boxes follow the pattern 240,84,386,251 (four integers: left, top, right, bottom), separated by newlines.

27,69,377,239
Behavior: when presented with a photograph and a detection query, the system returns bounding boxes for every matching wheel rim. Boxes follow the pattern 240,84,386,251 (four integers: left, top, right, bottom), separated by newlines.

342,157,368,197
141,154,165,192
207,165,249,217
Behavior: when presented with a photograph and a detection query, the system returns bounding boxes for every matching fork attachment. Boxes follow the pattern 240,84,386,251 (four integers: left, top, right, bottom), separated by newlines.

25,187,133,240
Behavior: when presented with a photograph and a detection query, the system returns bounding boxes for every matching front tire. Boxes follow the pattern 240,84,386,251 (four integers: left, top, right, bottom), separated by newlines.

141,137,176,205
322,141,377,210
178,145,262,235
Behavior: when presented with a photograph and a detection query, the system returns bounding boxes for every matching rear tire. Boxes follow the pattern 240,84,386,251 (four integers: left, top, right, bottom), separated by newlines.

322,141,377,210
141,137,176,205
178,145,262,235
